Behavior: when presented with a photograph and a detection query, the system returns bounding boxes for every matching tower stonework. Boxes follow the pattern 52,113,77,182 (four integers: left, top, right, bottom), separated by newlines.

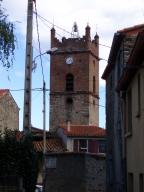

50,25,99,131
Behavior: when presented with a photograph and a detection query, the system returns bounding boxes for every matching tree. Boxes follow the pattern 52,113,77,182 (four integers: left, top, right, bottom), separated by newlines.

0,129,39,192
0,0,16,69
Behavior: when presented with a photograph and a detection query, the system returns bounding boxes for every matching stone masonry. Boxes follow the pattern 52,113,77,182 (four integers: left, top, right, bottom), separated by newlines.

44,153,105,192
49,25,99,131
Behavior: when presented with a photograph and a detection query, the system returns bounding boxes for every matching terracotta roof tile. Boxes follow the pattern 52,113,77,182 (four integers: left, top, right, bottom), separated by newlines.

16,130,66,153
0,89,9,98
33,138,66,153
59,125,106,137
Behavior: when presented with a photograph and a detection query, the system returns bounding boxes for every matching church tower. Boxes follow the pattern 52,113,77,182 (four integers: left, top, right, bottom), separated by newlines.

49,24,99,131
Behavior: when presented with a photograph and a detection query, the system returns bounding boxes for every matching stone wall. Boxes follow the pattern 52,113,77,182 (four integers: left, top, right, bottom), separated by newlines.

0,93,19,132
44,153,105,192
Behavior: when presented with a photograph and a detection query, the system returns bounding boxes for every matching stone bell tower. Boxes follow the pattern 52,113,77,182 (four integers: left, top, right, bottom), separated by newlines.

49,24,99,131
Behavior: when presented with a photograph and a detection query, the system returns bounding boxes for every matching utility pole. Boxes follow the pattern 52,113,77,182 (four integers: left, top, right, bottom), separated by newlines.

23,0,34,133
43,81,46,154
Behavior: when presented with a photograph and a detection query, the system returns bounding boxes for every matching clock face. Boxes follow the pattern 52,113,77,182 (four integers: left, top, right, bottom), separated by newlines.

66,56,73,64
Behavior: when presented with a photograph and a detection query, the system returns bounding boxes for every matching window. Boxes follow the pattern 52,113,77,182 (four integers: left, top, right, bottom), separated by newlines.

93,76,96,93
46,157,57,168
127,89,132,134
98,142,106,153
128,173,133,192
88,140,96,153
66,74,74,91
139,174,144,192
79,140,88,152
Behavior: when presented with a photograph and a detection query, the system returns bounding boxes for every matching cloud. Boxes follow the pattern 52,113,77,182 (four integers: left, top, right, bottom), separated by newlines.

2,0,144,128
3,0,144,52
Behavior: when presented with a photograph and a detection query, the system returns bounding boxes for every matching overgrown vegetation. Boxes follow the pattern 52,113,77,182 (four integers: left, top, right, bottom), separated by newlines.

0,129,39,192
0,0,16,69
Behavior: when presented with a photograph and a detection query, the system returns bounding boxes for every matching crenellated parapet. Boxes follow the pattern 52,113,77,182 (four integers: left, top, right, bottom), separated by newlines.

51,25,99,58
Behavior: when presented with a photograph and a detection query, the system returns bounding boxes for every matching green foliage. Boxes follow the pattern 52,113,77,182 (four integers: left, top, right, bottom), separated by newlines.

0,129,39,192
0,0,16,69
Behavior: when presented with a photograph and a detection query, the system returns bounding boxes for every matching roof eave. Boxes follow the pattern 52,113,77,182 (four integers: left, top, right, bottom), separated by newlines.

67,135,106,138
102,33,125,80
116,30,144,91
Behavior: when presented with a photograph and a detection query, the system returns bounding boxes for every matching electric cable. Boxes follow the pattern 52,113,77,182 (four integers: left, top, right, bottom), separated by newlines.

34,12,73,37
9,88,105,108
33,1,45,83
46,91,105,108
34,12,111,49
9,88,50,92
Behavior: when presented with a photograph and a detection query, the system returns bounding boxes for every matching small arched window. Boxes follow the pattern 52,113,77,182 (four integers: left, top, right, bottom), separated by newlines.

66,97,73,105
66,74,74,91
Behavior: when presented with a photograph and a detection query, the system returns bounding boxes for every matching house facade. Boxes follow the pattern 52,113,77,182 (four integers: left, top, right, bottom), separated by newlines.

0,89,19,132
102,24,144,192
117,30,144,192
57,124,106,154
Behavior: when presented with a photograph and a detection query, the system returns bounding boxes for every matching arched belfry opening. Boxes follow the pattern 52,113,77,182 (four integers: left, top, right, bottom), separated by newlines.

66,74,74,92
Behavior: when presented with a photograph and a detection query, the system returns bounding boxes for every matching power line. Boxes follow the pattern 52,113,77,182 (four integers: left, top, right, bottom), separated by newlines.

33,1,45,82
9,88,105,108
99,43,111,48
34,13,64,38
34,12,73,37
33,12,109,62
46,91,105,108
34,12,111,49
10,88,50,92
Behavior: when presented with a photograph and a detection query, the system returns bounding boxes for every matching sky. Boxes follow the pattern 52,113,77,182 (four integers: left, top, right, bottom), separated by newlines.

1,0,144,130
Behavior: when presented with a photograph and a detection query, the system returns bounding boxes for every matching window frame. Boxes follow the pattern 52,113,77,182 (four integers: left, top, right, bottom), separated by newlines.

78,139,88,152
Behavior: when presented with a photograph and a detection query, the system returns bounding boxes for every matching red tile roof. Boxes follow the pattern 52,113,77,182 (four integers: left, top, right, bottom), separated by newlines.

16,130,66,153
59,125,106,137
33,138,66,153
0,89,9,98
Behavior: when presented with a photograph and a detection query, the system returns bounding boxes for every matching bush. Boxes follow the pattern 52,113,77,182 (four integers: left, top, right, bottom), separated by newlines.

0,129,39,192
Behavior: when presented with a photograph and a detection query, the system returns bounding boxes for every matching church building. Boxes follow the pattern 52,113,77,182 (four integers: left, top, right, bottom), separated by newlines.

49,24,99,131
